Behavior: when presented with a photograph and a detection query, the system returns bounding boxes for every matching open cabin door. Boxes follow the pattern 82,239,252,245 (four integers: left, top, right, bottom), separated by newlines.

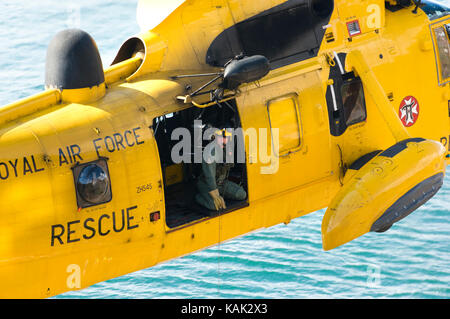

152,101,249,231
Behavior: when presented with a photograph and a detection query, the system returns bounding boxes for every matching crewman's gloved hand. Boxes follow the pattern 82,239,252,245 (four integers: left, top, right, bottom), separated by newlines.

209,189,226,210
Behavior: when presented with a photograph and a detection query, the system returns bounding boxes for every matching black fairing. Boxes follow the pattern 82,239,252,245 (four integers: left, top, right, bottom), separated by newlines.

370,173,444,233
222,55,270,90
206,0,334,69
45,29,104,90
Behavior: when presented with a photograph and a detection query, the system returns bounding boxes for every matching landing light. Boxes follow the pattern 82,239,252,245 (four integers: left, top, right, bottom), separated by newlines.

72,158,112,209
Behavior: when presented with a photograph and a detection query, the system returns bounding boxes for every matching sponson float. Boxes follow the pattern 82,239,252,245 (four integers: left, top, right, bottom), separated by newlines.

0,0,449,298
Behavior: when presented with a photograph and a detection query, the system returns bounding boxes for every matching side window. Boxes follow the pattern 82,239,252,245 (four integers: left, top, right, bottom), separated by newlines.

341,78,367,126
206,1,334,69
325,52,367,137
433,23,450,84
236,4,317,66
267,94,302,156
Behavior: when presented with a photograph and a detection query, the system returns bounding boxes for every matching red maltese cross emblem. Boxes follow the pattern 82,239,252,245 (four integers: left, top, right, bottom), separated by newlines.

399,96,419,127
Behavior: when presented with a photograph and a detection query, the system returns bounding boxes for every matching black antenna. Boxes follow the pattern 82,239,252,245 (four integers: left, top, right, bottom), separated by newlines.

412,0,423,14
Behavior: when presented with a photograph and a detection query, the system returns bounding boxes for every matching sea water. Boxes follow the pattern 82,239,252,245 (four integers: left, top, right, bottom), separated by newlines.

0,0,448,299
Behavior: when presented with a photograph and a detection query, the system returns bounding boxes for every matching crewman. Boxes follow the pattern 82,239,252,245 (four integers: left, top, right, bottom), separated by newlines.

195,126,247,211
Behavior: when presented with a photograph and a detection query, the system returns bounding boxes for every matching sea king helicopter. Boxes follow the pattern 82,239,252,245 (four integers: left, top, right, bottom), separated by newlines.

0,0,449,298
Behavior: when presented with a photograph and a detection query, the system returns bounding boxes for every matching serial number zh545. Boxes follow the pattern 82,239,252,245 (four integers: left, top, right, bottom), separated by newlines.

136,183,152,194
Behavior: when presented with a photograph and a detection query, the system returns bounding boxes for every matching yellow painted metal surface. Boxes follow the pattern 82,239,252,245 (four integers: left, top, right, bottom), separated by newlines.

322,139,447,251
0,0,448,298
0,89,61,126
267,94,302,155
60,83,106,104
104,56,143,85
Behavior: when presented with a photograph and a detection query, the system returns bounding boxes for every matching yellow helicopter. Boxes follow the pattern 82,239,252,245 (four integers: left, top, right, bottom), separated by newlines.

0,0,449,298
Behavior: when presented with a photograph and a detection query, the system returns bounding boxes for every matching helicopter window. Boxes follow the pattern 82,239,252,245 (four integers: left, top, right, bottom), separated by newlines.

206,0,334,69
340,78,367,126
433,24,450,83
236,4,317,69
267,94,302,155
420,2,450,21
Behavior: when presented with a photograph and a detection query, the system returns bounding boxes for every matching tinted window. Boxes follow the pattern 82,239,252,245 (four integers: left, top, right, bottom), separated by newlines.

434,25,450,82
236,4,317,67
206,0,334,69
420,1,450,21
340,79,367,126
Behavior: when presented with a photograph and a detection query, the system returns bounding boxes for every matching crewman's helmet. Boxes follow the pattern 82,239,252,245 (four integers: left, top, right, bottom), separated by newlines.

214,127,233,138
213,125,233,146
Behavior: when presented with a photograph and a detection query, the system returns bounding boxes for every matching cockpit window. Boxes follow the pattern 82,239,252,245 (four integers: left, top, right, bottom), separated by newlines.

206,0,334,69
433,23,450,84
341,79,367,126
421,1,450,21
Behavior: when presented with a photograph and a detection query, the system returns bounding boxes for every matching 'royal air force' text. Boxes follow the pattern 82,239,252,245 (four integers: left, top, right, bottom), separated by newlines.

0,126,145,181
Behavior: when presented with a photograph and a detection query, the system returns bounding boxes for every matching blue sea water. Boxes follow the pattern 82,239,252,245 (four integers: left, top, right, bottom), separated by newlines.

0,0,449,299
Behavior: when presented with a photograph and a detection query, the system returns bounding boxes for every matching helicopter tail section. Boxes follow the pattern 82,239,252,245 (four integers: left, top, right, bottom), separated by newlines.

321,138,446,251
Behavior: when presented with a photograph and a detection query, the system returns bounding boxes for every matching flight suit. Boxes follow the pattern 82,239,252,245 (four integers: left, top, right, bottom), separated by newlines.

195,148,247,211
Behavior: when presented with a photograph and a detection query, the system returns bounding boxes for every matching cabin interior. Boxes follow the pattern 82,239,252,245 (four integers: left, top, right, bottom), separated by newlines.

152,100,249,229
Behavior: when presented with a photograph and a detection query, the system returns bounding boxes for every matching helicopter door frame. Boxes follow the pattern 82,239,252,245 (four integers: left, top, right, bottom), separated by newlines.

429,16,450,86
152,103,250,232
325,52,368,137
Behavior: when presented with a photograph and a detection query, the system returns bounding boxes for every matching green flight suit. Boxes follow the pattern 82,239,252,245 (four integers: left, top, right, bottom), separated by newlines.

195,148,247,211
